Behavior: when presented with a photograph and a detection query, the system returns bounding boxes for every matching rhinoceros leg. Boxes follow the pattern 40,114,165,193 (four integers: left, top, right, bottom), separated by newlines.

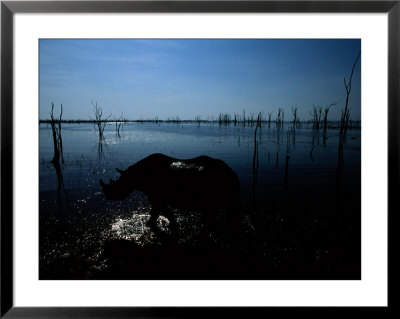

146,203,160,230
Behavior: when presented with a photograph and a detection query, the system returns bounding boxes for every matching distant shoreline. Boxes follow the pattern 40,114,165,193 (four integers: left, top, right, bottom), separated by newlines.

39,119,361,129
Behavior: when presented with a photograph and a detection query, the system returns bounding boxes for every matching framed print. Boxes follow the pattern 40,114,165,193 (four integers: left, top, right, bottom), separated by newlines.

1,0,396,317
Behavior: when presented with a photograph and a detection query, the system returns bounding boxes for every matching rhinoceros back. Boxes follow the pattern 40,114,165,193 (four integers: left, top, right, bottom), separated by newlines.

131,153,240,211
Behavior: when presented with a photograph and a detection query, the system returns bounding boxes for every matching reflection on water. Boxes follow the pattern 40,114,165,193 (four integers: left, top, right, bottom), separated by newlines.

108,208,205,247
52,160,69,209
39,122,361,280
111,212,150,242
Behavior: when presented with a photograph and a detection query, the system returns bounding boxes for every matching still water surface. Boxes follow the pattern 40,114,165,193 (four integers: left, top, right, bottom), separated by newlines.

39,122,361,279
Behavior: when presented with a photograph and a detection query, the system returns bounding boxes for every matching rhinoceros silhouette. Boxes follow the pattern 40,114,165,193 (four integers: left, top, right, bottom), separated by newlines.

100,153,241,234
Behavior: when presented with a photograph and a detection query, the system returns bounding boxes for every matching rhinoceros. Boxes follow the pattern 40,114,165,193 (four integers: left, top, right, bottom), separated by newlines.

100,153,241,233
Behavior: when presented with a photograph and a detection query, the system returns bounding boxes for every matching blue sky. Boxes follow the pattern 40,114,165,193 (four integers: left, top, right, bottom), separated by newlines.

39,39,361,121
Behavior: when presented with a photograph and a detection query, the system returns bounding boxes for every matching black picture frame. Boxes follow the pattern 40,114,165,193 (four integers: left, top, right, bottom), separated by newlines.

1,1,397,317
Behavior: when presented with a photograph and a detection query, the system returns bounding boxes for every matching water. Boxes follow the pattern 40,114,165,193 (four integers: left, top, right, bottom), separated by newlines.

39,122,361,279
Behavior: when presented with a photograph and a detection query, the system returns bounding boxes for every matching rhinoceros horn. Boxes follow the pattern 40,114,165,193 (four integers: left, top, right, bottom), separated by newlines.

116,168,124,174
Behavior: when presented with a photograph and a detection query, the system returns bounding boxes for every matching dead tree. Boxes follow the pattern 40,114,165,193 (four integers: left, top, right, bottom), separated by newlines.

50,103,60,164
310,105,323,130
276,108,284,129
267,111,273,128
322,102,338,143
340,52,360,144
114,112,123,136
92,102,110,141
337,52,361,189
323,102,337,131
252,112,262,195
58,104,64,163
292,106,299,129
49,102,64,164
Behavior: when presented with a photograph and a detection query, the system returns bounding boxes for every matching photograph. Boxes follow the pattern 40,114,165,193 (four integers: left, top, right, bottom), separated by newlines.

38,38,362,280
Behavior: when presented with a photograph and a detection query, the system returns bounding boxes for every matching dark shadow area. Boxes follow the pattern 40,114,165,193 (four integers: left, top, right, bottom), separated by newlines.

94,239,297,280
90,153,360,280
40,145,360,280
90,186,360,280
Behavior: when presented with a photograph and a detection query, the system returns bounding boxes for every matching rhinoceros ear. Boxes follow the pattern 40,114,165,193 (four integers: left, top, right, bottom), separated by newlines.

99,179,105,187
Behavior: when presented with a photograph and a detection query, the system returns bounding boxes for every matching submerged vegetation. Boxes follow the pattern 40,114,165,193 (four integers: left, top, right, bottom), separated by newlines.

48,102,69,208
49,102,64,165
92,102,110,142
40,109,361,130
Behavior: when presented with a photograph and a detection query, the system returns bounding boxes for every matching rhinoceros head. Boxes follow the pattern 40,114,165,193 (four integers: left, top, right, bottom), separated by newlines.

100,167,136,200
